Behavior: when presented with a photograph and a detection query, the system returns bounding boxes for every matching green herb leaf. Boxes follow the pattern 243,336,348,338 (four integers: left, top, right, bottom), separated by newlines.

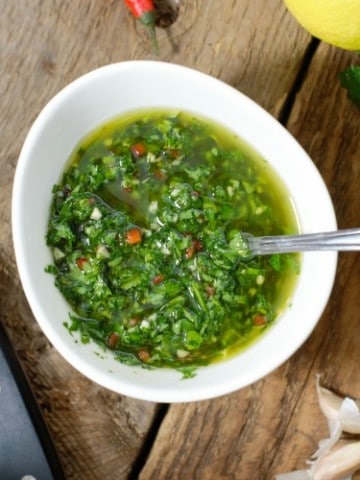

178,366,197,379
339,65,360,108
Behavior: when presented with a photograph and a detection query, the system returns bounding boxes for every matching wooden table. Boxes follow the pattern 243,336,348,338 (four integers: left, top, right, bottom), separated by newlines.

1,1,359,478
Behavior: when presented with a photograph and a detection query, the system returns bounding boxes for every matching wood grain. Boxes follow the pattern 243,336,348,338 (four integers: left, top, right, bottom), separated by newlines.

1,0,359,479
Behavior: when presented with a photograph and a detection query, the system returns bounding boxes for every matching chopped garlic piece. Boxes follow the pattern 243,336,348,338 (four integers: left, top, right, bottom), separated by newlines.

161,245,171,255
146,152,156,163
176,349,190,358
96,245,110,258
226,185,234,197
53,247,65,261
140,319,150,329
149,200,158,214
90,206,102,220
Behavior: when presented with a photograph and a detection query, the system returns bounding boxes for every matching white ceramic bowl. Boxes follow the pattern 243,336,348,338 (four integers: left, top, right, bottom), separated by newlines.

12,61,337,403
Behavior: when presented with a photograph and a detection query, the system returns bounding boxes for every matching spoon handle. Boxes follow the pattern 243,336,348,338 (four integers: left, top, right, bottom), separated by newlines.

247,228,360,255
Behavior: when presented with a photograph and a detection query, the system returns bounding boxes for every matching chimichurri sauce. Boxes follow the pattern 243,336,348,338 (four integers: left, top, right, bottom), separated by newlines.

46,110,300,369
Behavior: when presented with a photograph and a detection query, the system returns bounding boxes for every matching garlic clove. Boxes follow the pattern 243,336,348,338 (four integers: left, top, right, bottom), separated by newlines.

316,375,343,428
339,397,360,434
275,470,312,480
276,440,360,480
311,423,342,459
311,440,360,480
314,376,344,457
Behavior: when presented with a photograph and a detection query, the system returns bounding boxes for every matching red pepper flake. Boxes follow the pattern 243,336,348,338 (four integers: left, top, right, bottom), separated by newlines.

194,239,203,251
185,245,195,259
107,332,119,349
168,148,180,158
130,142,147,159
76,257,88,270
191,190,200,198
185,239,203,259
125,227,142,245
122,186,133,193
154,169,167,180
206,286,216,297
87,197,96,204
253,315,267,326
152,273,164,285
138,348,150,362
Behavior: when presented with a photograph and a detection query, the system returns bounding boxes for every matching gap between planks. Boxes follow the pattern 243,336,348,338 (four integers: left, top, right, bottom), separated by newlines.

279,38,320,126
128,403,169,479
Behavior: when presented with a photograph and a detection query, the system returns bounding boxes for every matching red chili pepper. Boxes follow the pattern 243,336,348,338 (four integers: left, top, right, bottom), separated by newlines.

124,0,158,54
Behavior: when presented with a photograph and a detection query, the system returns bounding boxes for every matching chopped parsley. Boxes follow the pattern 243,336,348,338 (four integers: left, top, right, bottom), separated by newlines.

46,110,300,370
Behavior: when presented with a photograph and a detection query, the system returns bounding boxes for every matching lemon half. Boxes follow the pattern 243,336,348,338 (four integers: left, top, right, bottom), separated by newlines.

283,0,360,51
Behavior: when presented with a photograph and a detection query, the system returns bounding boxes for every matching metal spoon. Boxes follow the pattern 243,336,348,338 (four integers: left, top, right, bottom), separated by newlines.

244,228,360,256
